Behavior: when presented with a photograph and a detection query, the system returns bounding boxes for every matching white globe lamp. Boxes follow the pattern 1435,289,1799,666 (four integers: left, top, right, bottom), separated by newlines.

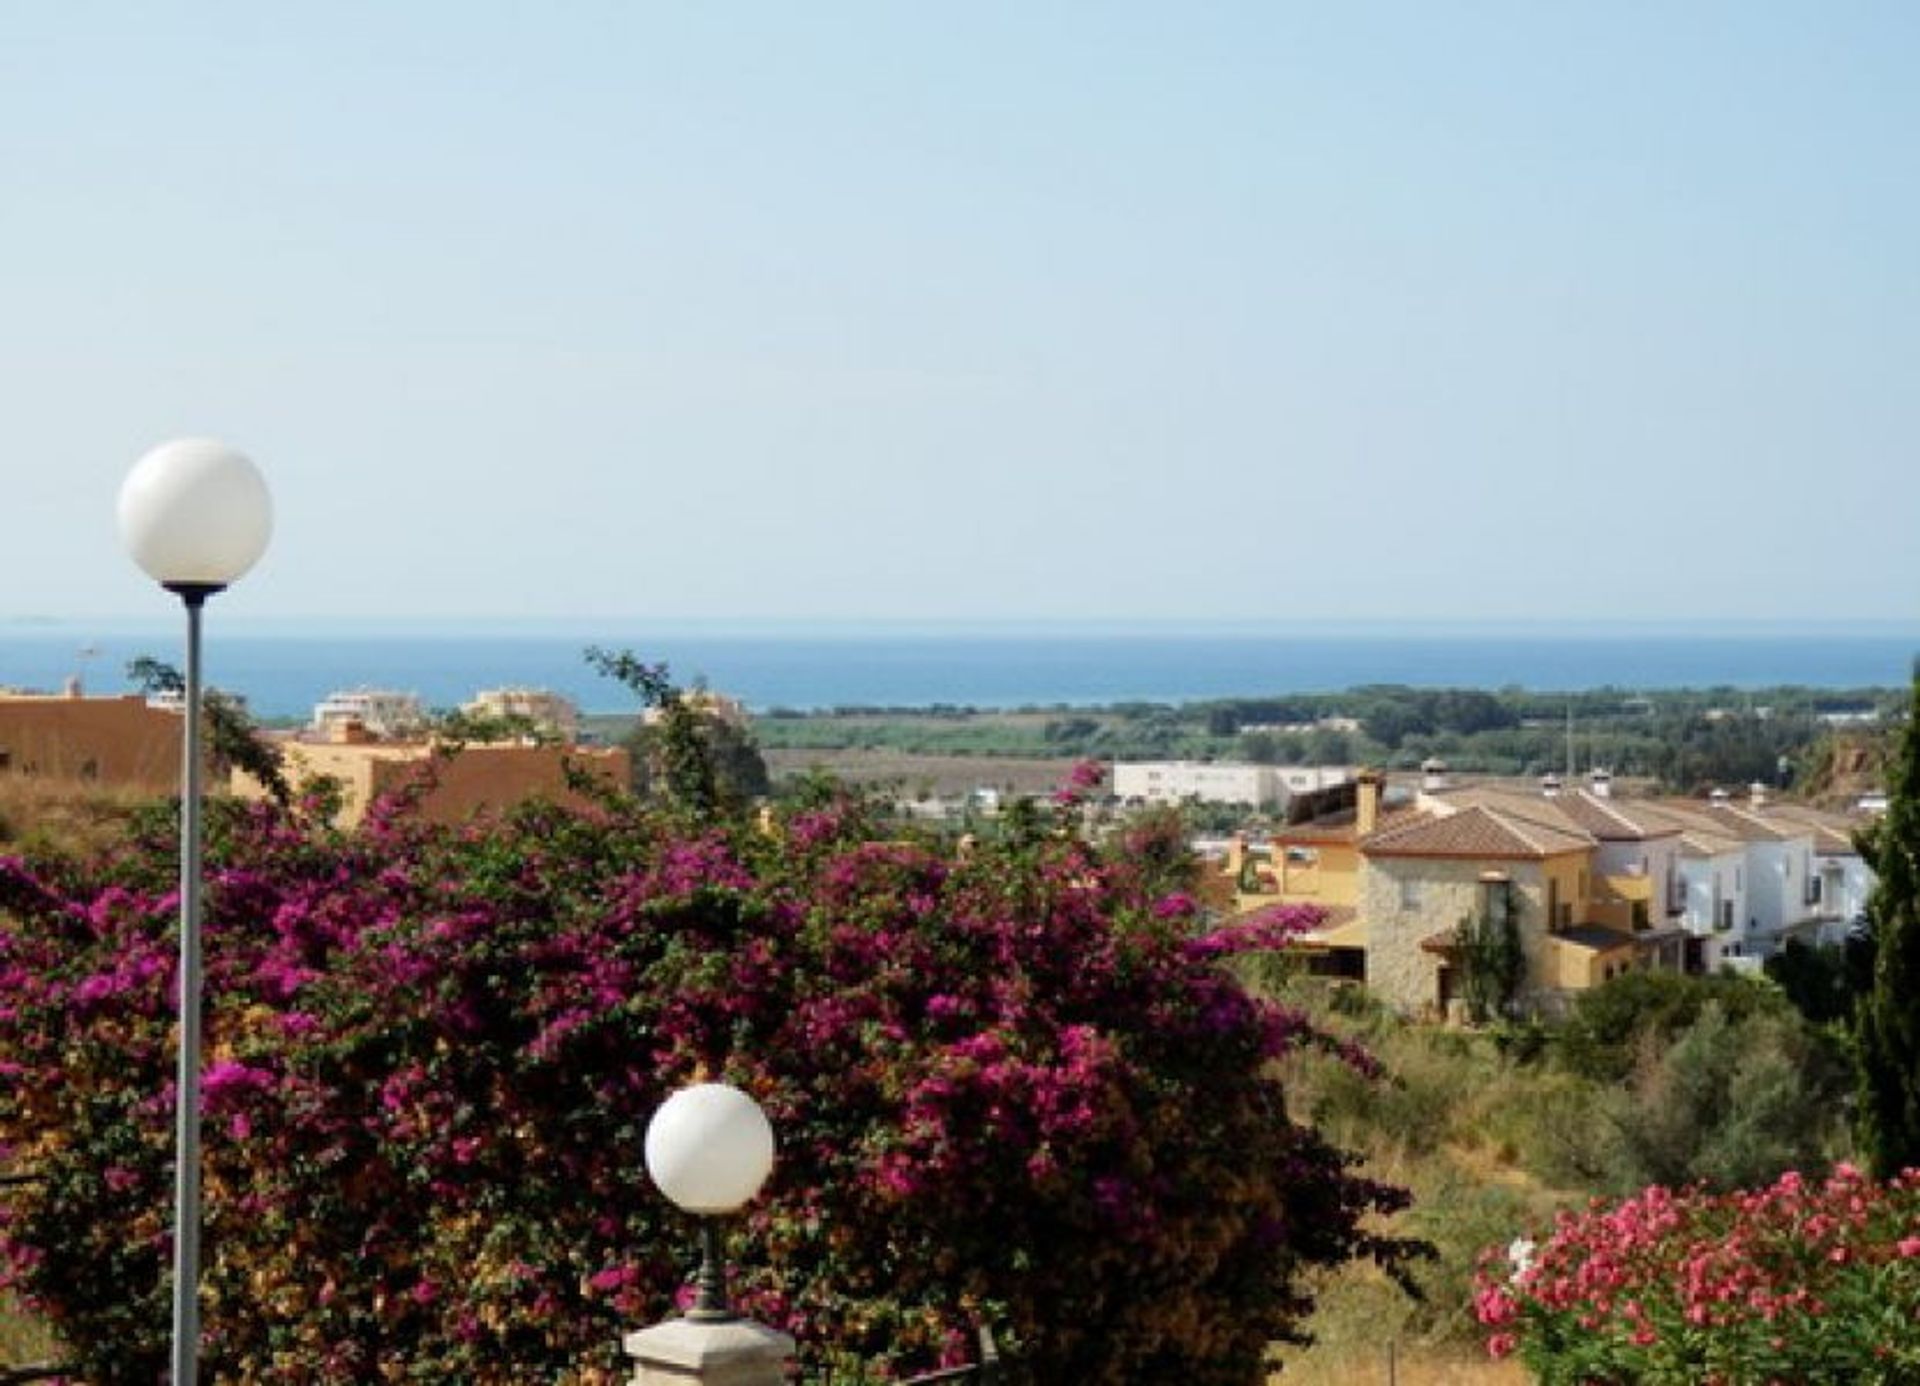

118,437,272,591
645,1083,776,1320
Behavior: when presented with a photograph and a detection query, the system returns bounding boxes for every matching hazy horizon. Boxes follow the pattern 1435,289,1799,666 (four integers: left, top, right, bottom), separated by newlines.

6,5,1915,627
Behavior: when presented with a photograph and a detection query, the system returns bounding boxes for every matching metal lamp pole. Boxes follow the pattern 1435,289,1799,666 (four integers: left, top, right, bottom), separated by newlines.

169,580,221,1386
118,438,272,1384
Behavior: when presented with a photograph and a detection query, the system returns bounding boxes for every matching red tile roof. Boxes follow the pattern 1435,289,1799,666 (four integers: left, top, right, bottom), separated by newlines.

1361,804,1594,859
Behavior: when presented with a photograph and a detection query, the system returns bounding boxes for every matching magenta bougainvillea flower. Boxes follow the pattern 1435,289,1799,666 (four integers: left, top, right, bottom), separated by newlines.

0,784,1415,1383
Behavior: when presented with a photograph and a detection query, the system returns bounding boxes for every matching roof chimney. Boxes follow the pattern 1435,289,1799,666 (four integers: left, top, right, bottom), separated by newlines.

1589,768,1613,799
1748,781,1768,808
1709,787,1731,808
1421,756,1449,792
1356,770,1382,837
1540,772,1563,798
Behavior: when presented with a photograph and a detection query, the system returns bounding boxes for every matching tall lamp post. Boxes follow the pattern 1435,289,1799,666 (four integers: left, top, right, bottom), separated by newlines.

117,438,272,1385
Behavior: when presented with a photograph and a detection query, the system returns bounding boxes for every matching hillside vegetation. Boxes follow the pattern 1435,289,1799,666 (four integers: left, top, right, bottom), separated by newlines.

1242,966,1858,1377
737,684,1903,794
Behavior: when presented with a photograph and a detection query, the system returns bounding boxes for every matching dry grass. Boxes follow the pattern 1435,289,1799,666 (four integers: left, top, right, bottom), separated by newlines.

0,1297,59,1370
1275,1344,1527,1385
0,774,155,857
765,747,1073,799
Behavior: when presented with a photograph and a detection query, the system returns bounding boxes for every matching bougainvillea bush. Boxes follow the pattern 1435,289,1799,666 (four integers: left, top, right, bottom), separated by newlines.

1475,1164,1920,1383
0,777,1415,1384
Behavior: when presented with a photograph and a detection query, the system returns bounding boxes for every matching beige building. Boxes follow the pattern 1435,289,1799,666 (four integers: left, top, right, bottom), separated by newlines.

0,692,182,793
462,687,581,740
310,688,427,741
236,737,630,827
1359,800,1635,1015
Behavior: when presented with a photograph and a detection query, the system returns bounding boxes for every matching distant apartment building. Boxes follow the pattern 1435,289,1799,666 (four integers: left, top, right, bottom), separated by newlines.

311,688,427,741
0,691,181,793
1114,761,1351,809
1276,765,1355,798
641,689,749,729
462,687,581,740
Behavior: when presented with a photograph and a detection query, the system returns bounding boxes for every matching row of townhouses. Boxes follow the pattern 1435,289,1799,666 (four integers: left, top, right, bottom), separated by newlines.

1229,768,1876,1017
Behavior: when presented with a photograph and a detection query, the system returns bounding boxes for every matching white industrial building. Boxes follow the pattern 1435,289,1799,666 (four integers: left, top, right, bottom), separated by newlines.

1114,761,1354,809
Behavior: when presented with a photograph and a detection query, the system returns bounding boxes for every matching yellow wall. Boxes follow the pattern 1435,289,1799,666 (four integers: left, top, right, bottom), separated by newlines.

237,741,631,826
1275,840,1363,907
1591,873,1654,933
1547,934,1638,990
1359,846,1609,1013
1538,851,1589,931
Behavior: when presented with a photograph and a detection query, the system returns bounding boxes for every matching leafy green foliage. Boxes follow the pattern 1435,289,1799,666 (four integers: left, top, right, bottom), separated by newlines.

125,655,291,806
1857,665,1920,1179
1765,934,1874,1026
1552,971,1795,1085
1451,892,1525,1023
1478,1168,1920,1382
1604,1002,1849,1192
584,647,770,815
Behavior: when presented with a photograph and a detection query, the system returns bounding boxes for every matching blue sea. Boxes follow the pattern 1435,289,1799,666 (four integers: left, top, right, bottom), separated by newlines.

3,621,1915,720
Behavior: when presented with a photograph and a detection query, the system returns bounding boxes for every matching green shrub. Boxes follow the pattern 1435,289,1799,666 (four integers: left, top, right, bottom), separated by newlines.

1552,970,1792,1084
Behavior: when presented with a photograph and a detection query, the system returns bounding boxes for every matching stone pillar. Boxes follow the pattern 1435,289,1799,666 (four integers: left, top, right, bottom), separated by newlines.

624,1317,796,1386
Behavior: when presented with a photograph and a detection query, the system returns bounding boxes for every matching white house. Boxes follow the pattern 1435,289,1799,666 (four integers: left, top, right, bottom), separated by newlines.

1663,813,1756,972
1765,803,1876,945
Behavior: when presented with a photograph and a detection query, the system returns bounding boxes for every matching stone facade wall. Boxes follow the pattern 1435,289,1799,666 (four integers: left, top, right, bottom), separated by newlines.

1363,857,1554,1013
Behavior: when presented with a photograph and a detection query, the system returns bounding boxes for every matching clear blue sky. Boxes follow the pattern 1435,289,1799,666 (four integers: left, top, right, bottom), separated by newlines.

5,3,1915,627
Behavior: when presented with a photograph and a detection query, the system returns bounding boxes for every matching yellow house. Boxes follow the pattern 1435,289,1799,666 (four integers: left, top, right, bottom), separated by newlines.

1250,771,1418,973
1358,797,1635,1016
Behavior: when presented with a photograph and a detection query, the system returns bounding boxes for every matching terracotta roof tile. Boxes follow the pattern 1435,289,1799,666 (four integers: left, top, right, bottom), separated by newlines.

1362,804,1593,859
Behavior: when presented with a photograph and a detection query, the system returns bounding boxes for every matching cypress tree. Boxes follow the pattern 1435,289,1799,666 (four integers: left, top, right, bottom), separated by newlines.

1857,662,1920,1177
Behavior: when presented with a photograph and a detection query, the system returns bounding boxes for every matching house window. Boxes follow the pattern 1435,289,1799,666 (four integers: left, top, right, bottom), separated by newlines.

1285,847,1318,865
1718,900,1734,931
1398,878,1421,911
1547,879,1560,930
1632,900,1649,931
1808,876,1823,906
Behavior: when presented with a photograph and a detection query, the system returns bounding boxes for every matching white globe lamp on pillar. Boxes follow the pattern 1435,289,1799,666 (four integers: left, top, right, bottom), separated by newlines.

645,1082,776,1322
116,437,271,1386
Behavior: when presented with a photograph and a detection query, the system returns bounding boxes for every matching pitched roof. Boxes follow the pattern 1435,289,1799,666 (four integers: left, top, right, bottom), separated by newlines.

1544,790,1685,841
1361,803,1594,859
1427,785,1610,841
1273,801,1420,844
1759,803,1868,856
1652,798,1798,844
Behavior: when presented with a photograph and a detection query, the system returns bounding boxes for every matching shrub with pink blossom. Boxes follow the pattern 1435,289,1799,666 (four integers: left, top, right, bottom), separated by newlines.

0,782,1417,1383
1475,1164,1920,1383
